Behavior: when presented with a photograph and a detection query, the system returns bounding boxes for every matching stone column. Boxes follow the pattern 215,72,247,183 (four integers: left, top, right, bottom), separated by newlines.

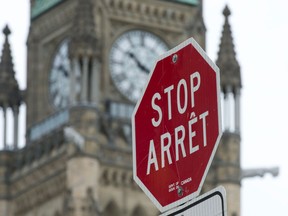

234,87,241,134
3,107,7,149
70,58,80,105
81,56,89,102
92,57,100,105
13,106,19,149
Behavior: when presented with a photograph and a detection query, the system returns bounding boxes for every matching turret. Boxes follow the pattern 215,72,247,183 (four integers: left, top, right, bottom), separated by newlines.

69,0,101,105
0,25,23,149
214,6,242,216
216,5,241,134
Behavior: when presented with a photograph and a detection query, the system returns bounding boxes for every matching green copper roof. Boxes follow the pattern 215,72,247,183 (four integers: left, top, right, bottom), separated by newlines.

164,0,198,6
31,0,63,19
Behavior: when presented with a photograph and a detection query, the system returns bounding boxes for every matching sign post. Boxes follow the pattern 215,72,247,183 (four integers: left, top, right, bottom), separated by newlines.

132,37,222,212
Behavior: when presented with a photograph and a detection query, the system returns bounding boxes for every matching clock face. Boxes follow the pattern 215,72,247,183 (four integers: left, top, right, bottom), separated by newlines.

49,39,71,109
109,30,169,103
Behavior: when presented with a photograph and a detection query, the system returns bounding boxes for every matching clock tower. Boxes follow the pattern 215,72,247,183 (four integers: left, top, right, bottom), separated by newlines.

0,1,244,216
26,0,206,128
2,0,209,216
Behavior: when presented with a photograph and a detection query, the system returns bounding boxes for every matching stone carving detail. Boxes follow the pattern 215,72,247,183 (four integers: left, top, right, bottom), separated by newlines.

104,0,186,26
100,167,137,189
13,172,66,215
81,187,100,216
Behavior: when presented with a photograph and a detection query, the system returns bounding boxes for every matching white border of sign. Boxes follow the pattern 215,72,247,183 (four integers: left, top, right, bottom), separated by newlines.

160,186,227,216
132,37,223,212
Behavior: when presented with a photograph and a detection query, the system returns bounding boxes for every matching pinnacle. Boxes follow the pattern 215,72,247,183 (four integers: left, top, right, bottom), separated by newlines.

223,5,231,18
0,24,14,76
216,5,241,90
0,25,22,108
3,25,11,37
70,0,100,57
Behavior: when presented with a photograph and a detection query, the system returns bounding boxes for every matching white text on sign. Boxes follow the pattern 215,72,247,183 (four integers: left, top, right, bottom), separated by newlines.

146,71,209,175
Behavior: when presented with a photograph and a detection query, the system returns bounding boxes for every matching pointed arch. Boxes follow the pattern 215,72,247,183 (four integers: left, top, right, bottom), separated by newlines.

131,205,147,216
103,200,120,216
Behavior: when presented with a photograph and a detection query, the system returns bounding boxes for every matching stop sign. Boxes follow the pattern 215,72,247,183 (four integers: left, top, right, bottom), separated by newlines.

132,38,222,212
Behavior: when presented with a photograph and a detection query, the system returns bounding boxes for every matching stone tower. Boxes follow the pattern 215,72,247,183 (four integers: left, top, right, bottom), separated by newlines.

0,1,242,216
0,25,23,215
204,5,242,216
0,25,23,149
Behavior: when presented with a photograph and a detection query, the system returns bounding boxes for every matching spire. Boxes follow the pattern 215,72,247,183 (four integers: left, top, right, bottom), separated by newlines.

0,25,15,80
0,25,23,149
69,0,100,57
0,25,22,108
216,5,241,93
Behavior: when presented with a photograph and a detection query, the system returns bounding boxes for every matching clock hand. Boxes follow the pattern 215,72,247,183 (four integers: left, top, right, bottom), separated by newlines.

59,65,69,77
128,52,150,74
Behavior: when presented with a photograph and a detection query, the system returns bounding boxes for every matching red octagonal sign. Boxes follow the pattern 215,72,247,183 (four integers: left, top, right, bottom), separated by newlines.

132,38,222,212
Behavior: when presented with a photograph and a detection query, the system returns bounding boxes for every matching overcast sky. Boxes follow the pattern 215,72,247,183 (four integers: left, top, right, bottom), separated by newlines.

0,0,287,215
204,0,288,215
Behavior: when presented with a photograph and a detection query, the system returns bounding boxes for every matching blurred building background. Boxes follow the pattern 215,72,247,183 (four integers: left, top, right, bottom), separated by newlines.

0,0,244,215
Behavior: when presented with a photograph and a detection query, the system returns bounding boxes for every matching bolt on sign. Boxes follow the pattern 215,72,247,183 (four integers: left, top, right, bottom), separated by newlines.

132,37,222,212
